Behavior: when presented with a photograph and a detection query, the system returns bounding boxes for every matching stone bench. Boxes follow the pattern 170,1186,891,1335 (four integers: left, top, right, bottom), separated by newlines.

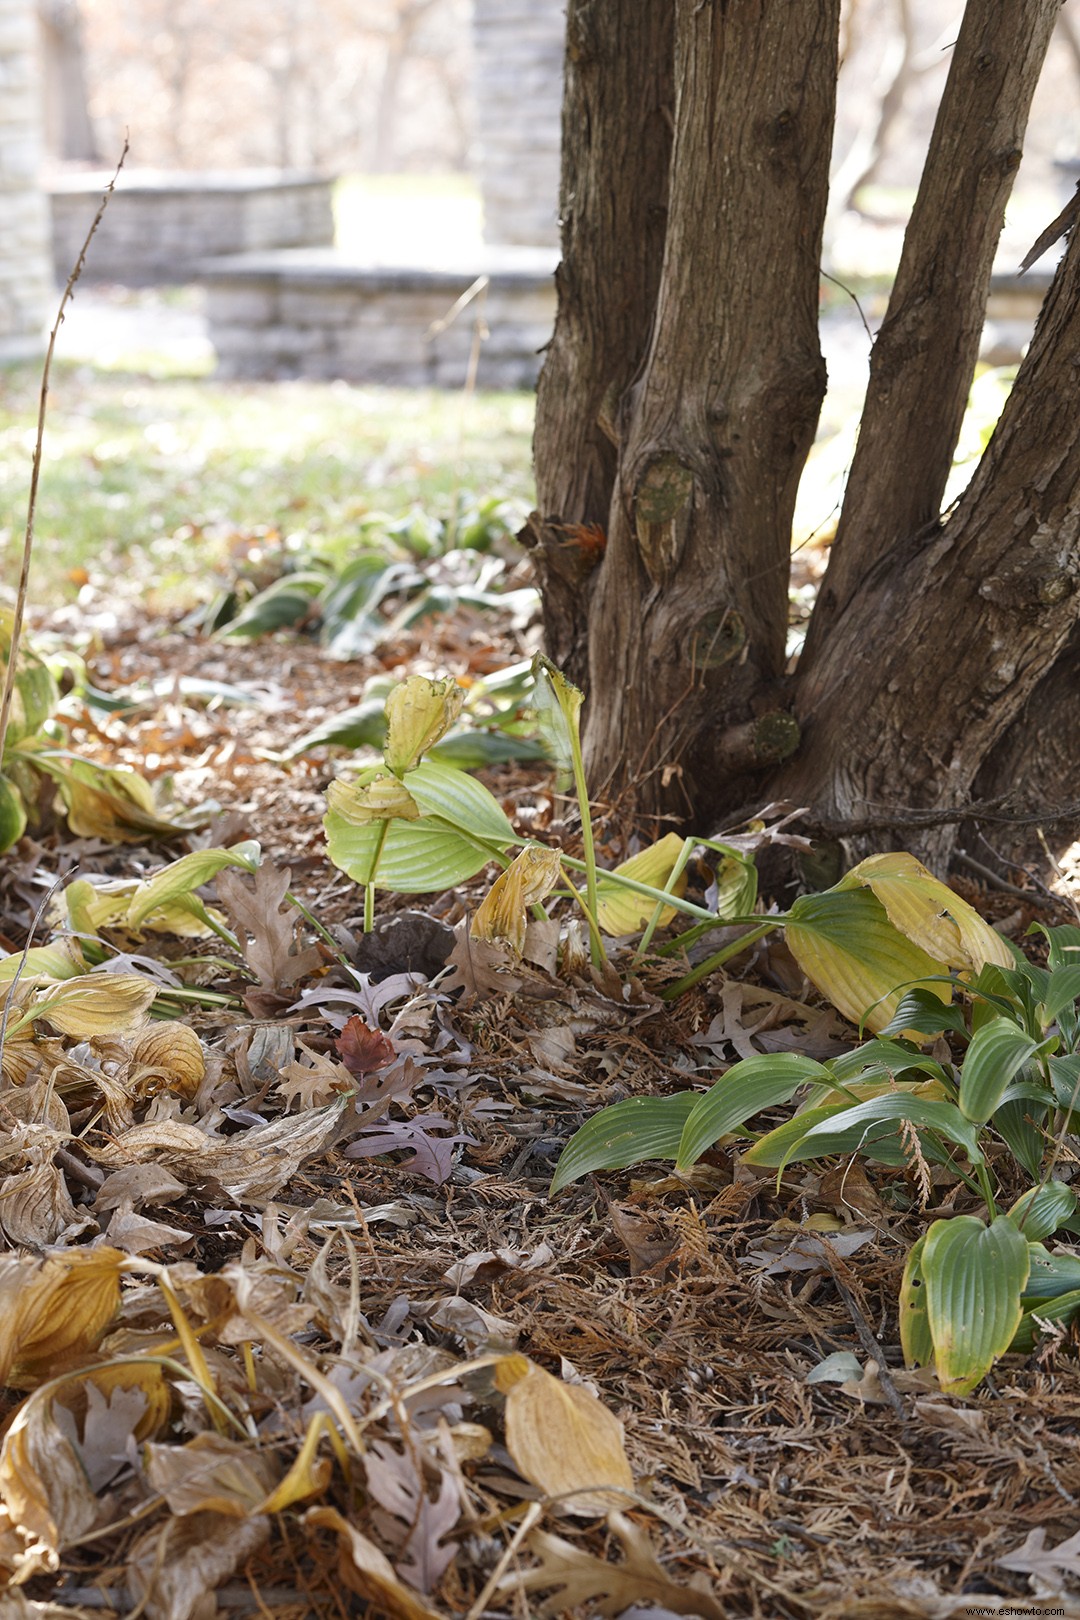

48,168,336,286
201,246,557,389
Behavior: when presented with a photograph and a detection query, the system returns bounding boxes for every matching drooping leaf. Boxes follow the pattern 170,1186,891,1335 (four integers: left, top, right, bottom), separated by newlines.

594,834,688,935
125,843,261,929
744,1093,981,1171
878,989,968,1042
550,1095,698,1194
921,1214,1029,1395
27,973,158,1038
218,570,326,638
472,846,562,954
785,886,948,1033
383,675,465,776
0,772,27,852
957,1020,1038,1125
841,851,1014,973
676,1053,829,1171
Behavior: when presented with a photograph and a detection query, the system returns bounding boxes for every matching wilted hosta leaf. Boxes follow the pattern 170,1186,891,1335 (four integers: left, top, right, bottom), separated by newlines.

124,842,261,929
0,939,85,987
305,1506,444,1620
128,1023,206,1102
384,675,465,775
785,886,948,1033
0,611,59,745
594,833,688,934
27,973,157,1039
23,750,185,842
496,1353,634,1515
145,1433,280,1517
127,1511,270,1620
0,1391,100,1581
472,846,562,954
841,851,1013,973
0,1161,97,1249
0,1247,125,1388
326,769,421,825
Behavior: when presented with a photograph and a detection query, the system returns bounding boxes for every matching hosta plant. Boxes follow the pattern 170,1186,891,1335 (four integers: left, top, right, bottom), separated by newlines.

553,910,1080,1394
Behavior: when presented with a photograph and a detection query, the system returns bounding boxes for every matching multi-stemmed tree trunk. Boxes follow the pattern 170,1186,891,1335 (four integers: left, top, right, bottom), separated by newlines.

526,0,1080,873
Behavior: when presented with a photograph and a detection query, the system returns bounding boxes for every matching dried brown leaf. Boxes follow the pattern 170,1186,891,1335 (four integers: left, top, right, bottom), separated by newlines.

305,1506,444,1620
997,1526,1080,1584
0,1392,101,1582
501,1511,725,1618
0,1160,97,1248
127,1510,271,1620
216,863,321,991
336,1015,396,1077
145,1433,279,1517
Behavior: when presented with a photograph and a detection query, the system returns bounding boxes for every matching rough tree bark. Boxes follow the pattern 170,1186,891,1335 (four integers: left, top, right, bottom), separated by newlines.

521,0,674,690
532,0,1080,870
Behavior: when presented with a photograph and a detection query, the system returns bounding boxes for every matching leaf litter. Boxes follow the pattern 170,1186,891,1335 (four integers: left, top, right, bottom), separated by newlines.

0,606,1079,1618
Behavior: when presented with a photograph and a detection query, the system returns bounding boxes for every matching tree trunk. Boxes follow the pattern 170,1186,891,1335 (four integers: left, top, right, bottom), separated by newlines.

579,0,839,822
522,0,674,691
783,220,1080,868
535,0,1080,874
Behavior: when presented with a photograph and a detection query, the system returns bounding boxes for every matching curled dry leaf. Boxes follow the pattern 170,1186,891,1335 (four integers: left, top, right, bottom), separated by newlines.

471,845,562,955
144,1433,280,1517
304,1506,444,1620
0,1247,125,1389
0,1161,98,1249
127,1510,271,1620
128,1024,206,1102
503,1511,725,1620
0,1391,101,1582
495,1353,634,1515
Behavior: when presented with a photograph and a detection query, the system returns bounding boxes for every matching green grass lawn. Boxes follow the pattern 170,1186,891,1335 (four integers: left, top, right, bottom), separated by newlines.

0,358,535,613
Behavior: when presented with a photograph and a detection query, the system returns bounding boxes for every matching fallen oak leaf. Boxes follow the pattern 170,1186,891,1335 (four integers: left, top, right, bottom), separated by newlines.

216,863,322,998
997,1526,1080,1584
499,1511,725,1619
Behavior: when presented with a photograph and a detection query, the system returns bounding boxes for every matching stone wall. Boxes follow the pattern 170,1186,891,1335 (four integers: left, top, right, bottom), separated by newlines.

204,247,557,389
0,0,50,360
472,0,563,247
48,170,336,286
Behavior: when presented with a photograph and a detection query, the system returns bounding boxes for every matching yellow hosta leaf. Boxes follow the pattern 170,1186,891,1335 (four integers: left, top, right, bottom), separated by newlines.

472,846,562,954
384,676,464,776
595,833,687,934
786,886,948,1033
841,852,1013,973
129,1023,206,1101
257,1413,333,1512
30,973,157,1038
325,771,420,826
0,1248,126,1389
0,939,86,986
496,1353,634,1515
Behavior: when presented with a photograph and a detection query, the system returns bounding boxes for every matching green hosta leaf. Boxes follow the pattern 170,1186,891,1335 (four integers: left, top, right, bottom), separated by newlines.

1049,1055,1080,1114
992,1096,1049,1181
1008,1182,1079,1243
125,844,261,929
1033,922,1080,971
840,851,1014,973
879,989,968,1042
427,731,549,769
283,694,389,759
899,1235,932,1367
1022,1243,1080,1301
0,609,59,747
785,887,948,1033
0,772,26,852
218,571,327,639
325,761,515,892
676,1054,829,1170
957,1020,1038,1125
550,1095,697,1194
744,1093,981,1171
1010,1287,1080,1353
1036,965,1080,1029
826,1037,951,1087
921,1215,1029,1395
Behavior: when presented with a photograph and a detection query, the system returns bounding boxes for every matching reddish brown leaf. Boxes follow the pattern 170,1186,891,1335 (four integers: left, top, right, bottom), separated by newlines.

336,1016,396,1077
